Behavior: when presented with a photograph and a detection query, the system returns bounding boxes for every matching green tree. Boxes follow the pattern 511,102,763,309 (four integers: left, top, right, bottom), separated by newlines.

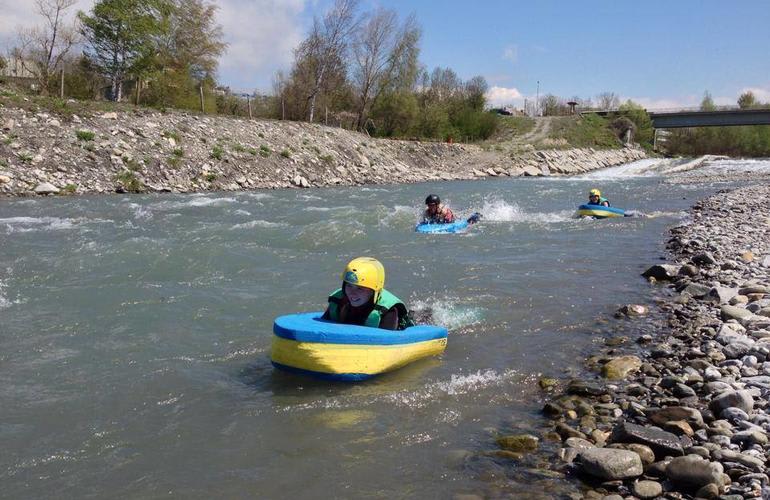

700,91,716,111
79,0,162,101
616,100,653,149
738,91,757,109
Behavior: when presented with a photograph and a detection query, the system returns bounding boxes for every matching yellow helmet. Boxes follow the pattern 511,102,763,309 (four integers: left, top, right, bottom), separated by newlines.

342,257,385,303
589,188,601,197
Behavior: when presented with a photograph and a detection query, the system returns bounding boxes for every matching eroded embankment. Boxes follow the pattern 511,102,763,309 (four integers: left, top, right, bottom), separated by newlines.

491,183,770,499
0,103,646,196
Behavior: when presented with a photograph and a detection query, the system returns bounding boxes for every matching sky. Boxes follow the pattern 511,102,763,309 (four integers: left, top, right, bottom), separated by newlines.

2,0,770,110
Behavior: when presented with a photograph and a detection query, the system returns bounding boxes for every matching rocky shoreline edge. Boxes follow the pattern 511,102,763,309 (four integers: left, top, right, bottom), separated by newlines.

0,104,647,197
491,183,770,499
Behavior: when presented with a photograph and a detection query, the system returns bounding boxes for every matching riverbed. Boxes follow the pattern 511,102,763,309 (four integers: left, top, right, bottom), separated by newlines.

1,158,768,498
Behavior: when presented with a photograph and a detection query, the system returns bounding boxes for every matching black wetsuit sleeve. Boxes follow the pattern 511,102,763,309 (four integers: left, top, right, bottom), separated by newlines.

321,307,330,320
380,308,399,331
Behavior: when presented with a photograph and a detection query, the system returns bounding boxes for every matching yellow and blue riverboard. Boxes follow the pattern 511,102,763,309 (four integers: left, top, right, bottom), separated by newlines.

270,312,448,381
575,204,626,219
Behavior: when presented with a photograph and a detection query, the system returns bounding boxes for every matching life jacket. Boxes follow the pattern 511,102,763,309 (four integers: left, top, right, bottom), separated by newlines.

327,288,414,330
423,204,455,224
589,197,610,207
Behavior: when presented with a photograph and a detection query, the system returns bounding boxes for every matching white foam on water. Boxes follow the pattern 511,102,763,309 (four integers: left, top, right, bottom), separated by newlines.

0,276,10,309
410,298,483,332
381,204,421,227
233,209,252,216
476,199,572,224
242,192,273,200
0,216,112,234
297,193,323,201
305,205,356,212
152,196,238,210
699,158,770,175
281,369,518,413
231,220,287,229
575,158,669,180
128,203,153,220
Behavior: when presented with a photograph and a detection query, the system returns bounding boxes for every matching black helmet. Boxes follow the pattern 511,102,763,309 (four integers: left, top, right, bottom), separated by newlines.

425,194,440,205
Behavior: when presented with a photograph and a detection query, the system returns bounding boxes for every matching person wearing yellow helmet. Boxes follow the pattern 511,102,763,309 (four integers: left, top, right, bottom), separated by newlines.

588,189,610,207
322,257,414,330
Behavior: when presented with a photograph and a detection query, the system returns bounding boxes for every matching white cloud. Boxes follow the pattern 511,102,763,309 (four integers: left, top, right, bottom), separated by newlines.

486,86,523,107
1,0,308,92
216,0,308,91
501,44,517,63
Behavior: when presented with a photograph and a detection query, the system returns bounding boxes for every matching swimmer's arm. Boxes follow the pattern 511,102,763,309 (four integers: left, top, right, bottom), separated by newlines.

380,308,399,330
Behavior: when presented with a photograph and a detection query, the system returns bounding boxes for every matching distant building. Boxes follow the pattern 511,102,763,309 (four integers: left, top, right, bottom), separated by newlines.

0,55,36,79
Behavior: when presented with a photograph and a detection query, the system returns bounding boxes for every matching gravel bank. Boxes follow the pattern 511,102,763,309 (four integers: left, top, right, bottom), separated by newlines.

490,182,770,499
0,102,646,196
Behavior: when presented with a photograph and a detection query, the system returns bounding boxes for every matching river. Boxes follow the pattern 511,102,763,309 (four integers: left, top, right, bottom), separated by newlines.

1,158,768,498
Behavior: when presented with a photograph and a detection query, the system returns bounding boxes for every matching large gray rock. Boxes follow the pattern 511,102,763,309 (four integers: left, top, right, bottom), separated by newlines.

579,447,643,480
708,286,739,304
721,305,754,322
666,455,725,489
610,421,684,459
709,390,754,415
34,182,59,194
682,282,712,298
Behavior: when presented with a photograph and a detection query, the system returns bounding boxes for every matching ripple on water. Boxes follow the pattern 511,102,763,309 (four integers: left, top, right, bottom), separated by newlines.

0,216,113,234
230,220,287,230
279,368,519,413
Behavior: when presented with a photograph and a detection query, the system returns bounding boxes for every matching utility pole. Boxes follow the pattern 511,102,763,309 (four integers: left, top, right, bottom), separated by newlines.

247,94,252,119
536,80,540,117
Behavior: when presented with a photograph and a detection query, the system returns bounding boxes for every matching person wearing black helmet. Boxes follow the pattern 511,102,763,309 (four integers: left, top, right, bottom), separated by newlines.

422,194,456,224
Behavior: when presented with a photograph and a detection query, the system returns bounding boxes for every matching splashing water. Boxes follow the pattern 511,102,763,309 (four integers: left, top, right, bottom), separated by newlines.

475,198,573,224
411,298,483,331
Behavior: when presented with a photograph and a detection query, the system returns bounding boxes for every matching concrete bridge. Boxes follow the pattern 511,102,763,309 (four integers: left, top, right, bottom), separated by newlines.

584,108,770,128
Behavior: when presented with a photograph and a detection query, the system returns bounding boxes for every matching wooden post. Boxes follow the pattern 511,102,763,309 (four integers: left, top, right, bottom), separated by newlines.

199,84,205,113
325,106,328,125
247,95,252,119
281,98,285,120
60,68,64,98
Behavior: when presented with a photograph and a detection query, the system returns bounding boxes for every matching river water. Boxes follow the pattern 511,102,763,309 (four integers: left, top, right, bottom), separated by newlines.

1,158,768,498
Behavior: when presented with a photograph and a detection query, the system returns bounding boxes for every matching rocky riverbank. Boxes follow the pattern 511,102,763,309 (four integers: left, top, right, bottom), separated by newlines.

489,183,770,499
0,98,646,196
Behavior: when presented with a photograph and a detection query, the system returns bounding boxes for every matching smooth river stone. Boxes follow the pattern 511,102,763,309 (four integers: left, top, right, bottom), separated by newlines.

602,356,642,380
666,455,725,489
579,448,643,480
709,390,754,415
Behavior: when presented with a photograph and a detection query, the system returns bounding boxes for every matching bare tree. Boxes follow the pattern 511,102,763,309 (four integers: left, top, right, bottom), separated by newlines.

596,91,620,111
351,9,420,130
299,0,359,122
13,0,79,95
